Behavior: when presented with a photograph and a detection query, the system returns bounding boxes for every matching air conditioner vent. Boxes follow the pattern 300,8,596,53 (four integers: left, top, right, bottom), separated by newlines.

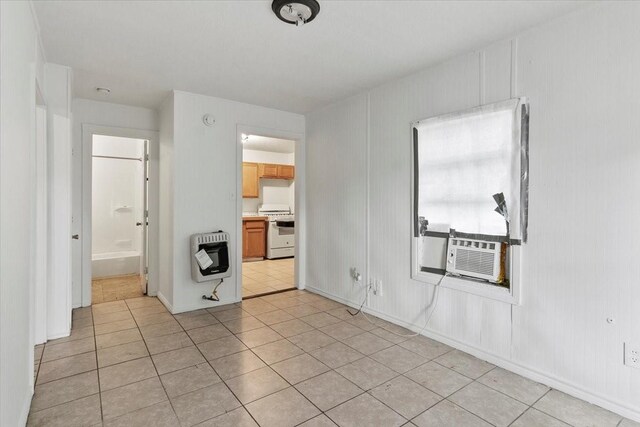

446,237,503,283
454,249,495,276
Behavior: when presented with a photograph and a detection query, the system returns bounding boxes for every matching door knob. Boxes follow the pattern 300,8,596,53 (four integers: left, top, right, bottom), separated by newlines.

136,222,142,226
72,234,79,240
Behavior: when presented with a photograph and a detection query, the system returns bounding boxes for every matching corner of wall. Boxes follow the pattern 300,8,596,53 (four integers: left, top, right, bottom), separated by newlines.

157,92,175,305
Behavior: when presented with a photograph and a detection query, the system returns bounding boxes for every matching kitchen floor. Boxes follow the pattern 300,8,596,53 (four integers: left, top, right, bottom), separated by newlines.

91,275,144,304
29,290,633,427
242,257,295,297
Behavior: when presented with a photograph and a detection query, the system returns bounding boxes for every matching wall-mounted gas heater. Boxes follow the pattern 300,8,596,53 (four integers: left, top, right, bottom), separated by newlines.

191,231,231,283
446,237,506,283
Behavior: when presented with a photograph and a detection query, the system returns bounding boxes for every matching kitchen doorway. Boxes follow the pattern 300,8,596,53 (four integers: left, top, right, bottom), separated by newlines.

90,135,148,304
240,134,297,298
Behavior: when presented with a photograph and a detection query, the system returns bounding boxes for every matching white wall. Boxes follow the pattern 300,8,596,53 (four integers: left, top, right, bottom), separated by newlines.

159,90,304,313
1,2,44,424
91,136,145,257
242,149,295,213
72,98,158,306
306,2,640,421
158,94,175,306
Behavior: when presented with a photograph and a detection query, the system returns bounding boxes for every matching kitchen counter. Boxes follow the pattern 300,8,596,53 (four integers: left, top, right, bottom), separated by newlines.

242,216,268,221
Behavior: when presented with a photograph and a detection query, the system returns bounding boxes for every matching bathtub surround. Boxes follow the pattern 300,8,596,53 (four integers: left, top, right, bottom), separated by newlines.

91,135,145,279
92,252,141,279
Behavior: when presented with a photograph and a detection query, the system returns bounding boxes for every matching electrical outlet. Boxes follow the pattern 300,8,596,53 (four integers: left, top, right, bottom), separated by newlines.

350,268,362,284
624,342,640,369
371,279,383,296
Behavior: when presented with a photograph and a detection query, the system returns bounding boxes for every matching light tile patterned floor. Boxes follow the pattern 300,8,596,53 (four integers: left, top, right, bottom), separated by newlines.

242,258,295,297
92,275,144,304
29,290,636,427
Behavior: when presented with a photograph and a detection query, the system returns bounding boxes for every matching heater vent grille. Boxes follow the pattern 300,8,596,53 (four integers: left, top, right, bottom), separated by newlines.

195,232,229,245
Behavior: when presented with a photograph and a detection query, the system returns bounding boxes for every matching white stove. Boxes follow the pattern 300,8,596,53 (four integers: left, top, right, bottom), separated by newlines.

258,204,295,259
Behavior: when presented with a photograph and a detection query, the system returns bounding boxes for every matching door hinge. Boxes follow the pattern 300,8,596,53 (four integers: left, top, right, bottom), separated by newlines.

144,267,148,274
145,210,149,218
145,154,149,161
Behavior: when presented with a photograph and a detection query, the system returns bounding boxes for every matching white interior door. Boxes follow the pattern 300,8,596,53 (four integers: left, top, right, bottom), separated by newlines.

48,114,72,338
141,140,149,294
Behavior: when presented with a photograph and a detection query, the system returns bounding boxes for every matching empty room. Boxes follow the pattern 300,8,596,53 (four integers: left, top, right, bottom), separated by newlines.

1,1,639,426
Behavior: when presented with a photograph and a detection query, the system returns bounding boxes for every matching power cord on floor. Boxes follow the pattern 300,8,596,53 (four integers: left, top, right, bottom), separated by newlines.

346,282,373,317
347,274,447,338
202,278,224,301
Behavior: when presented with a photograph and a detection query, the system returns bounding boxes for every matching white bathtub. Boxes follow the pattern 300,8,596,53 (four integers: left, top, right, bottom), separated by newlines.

92,251,140,279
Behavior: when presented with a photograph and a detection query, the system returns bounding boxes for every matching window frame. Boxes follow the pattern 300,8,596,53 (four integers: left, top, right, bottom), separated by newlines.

410,98,528,305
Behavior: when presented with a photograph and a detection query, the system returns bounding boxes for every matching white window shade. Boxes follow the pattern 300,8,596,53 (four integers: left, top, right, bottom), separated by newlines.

414,98,529,242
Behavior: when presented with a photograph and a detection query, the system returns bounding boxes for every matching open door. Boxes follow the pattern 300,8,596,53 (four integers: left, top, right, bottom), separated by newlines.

141,140,149,294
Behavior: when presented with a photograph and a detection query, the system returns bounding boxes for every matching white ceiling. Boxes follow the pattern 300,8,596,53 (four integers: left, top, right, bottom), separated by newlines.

243,135,295,153
34,1,587,114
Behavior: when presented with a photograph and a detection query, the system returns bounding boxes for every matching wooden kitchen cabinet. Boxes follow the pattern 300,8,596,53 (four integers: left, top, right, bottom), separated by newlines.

242,162,259,198
258,163,279,178
258,163,295,180
277,165,295,179
243,218,266,259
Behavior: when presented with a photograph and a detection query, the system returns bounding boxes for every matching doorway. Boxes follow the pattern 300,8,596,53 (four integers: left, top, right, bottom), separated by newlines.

90,135,148,304
240,134,297,298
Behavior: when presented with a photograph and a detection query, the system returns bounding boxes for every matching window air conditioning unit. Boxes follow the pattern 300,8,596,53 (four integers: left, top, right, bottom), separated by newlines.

446,238,506,283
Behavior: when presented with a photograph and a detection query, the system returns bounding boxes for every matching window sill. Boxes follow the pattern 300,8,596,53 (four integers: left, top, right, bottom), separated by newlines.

412,245,521,305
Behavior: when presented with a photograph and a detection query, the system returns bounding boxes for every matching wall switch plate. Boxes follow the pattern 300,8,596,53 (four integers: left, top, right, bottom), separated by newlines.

624,342,640,369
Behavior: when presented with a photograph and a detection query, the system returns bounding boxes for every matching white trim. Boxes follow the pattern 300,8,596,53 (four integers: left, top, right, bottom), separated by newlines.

33,105,48,344
18,389,32,427
28,1,47,64
235,125,306,299
305,284,640,423
409,98,527,305
157,291,174,313
411,240,522,305
81,125,159,306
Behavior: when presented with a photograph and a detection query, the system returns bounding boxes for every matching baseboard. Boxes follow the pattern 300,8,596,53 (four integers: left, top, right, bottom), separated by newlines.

306,285,640,423
156,292,174,313
171,298,240,315
47,327,71,341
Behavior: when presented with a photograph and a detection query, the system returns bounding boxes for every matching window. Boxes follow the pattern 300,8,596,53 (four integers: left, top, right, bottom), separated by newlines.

411,98,529,304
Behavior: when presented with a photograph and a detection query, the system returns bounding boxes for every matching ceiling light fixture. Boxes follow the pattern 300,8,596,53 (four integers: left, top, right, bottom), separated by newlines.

95,87,111,95
272,0,320,27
